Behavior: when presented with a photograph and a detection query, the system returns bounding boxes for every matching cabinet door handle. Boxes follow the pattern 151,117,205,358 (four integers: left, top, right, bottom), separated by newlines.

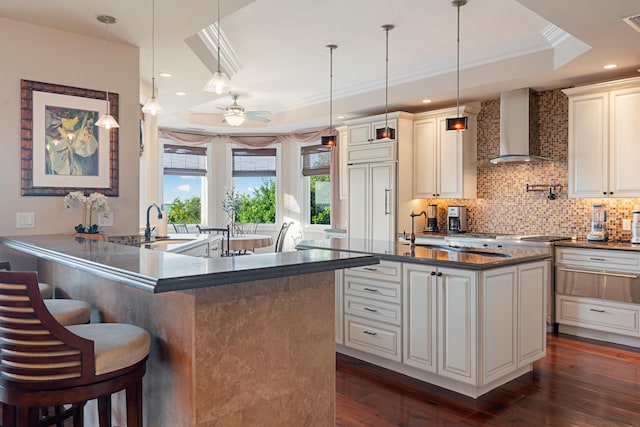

363,267,378,271
363,307,378,313
430,271,436,276
363,287,379,292
363,330,378,336
589,308,606,313
384,188,391,215
437,272,443,277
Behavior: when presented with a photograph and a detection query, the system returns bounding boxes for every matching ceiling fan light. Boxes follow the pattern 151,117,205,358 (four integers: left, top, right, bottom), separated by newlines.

225,113,245,126
142,96,163,115
96,113,120,129
204,71,231,94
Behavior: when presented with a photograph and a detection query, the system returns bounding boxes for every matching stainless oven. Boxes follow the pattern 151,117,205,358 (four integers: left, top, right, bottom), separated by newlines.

556,266,640,304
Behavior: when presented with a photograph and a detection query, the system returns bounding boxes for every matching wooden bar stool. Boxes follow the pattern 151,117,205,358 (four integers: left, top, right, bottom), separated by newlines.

0,262,90,326
0,271,150,427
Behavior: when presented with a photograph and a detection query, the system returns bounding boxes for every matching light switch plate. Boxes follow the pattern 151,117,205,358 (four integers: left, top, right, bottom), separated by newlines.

98,212,113,227
623,218,632,231
16,212,35,228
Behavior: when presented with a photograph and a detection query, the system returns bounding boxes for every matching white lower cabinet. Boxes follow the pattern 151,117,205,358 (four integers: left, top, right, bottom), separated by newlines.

437,267,477,384
343,261,402,362
341,260,548,397
403,264,437,372
335,270,344,345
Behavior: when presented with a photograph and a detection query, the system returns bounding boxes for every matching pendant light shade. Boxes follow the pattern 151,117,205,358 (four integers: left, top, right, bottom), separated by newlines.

380,24,395,141
321,44,338,147
203,0,231,94
96,15,119,129
446,0,468,132
142,0,163,115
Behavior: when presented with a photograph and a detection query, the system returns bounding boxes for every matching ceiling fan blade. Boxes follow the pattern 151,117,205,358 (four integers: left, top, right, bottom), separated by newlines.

246,111,271,116
246,115,271,123
216,106,227,111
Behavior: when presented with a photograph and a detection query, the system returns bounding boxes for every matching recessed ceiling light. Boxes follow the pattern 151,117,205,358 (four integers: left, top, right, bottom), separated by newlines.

176,91,186,96
422,99,432,103
603,64,617,69
336,115,345,119
159,72,172,77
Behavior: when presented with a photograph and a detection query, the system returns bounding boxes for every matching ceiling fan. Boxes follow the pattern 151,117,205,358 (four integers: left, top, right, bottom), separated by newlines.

218,94,271,126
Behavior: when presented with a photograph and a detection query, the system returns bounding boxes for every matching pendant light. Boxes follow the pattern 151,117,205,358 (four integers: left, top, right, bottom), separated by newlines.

203,0,231,94
142,0,163,115
321,44,338,147
95,15,120,129
446,0,468,132
378,24,395,141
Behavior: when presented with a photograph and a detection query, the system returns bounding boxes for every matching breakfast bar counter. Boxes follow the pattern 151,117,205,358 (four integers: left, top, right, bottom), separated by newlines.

0,234,377,426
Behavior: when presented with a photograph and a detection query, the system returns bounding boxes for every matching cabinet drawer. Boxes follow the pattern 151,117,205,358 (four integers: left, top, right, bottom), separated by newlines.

556,295,640,336
345,315,401,362
346,260,401,282
556,248,640,271
344,276,401,304
347,144,396,163
345,295,401,326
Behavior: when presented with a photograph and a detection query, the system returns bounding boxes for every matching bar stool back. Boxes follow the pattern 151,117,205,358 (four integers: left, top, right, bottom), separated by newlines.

0,271,150,427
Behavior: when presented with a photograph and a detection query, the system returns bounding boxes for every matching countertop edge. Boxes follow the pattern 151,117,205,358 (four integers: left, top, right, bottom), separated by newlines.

154,254,379,292
296,242,550,270
1,235,379,293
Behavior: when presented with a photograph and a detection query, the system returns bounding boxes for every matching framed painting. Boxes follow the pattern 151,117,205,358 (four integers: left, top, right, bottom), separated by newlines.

20,79,119,196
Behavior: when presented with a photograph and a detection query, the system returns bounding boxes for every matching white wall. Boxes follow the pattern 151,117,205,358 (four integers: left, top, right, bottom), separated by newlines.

0,17,140,240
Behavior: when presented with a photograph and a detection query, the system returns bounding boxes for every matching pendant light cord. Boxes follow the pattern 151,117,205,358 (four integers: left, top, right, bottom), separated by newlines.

329,45,334,135
105,20,111,107
384,26,390,129
456,2,461,117
151,0,156,99
217,0,222,73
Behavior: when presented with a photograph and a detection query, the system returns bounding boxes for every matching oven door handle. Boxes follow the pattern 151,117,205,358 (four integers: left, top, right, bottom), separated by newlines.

557,267,639,279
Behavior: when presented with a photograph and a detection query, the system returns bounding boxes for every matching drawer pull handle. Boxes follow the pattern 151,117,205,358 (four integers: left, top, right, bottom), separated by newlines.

589,308,606,313
363,307,378,313
363,267,378,271
557,267,638,279
363,287,379,292
589,257,607,261
363,330,377,336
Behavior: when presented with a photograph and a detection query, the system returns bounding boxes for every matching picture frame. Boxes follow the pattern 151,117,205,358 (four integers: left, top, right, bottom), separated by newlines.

20,79,119,196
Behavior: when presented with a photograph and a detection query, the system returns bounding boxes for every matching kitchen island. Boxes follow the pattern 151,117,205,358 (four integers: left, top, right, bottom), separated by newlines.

297,237,551,398
0,234,378,426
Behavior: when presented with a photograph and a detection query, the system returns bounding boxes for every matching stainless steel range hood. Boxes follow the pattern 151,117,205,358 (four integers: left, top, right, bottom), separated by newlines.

488,88,557,164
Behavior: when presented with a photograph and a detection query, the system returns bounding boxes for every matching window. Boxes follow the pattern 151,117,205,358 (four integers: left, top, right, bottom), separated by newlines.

231,148,277,224
302,145,331,225
162,142,207,224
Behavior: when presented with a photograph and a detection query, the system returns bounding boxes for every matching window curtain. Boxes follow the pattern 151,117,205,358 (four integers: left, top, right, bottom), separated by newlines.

159,128,341,227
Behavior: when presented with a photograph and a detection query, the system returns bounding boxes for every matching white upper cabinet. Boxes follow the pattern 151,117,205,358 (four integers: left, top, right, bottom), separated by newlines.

348,118,399,146
564,77,640,198
413,104,479,199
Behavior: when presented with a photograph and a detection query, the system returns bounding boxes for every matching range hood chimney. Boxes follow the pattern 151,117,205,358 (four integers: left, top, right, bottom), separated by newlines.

488,88,556,164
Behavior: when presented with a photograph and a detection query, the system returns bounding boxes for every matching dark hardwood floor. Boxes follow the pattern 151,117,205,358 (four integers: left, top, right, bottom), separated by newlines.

336,334,640,427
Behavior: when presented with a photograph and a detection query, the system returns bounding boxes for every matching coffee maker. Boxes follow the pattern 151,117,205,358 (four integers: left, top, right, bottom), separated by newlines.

587,204,608,241
424,204,438,232
447,206,468,233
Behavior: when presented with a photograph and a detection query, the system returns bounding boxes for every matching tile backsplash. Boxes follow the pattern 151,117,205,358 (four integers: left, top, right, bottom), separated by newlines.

422,87,640,242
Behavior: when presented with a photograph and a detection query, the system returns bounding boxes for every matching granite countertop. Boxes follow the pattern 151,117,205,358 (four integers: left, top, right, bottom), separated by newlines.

0,234,378,293
296,238,550,270
555,239,640,251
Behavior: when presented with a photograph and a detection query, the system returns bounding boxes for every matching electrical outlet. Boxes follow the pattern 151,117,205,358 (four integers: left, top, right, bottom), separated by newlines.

16,212,35,228
623,218,632,231
98,212,113,227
